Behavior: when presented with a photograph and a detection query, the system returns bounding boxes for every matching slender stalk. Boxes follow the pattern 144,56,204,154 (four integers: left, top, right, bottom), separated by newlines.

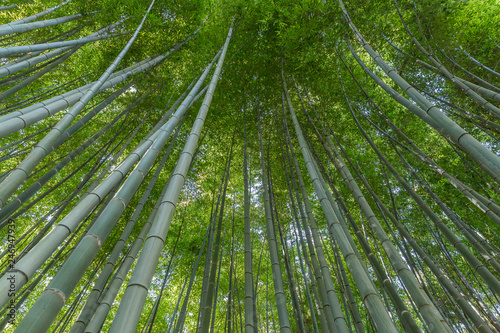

257,118,291,333
243,110,257,333
108,22,233,332
283,64,398,332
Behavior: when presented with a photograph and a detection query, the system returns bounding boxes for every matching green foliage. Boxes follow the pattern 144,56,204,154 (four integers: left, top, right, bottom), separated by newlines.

0,0,499,331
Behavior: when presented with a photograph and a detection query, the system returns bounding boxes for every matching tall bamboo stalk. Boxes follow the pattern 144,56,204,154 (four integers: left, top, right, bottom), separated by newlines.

243,110,257,333
200,133,234,333
282,64,398,333
107,21,234,332
257,118,292,333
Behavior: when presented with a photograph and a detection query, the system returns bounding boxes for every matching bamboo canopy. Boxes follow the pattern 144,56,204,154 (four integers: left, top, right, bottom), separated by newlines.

0,0,499,332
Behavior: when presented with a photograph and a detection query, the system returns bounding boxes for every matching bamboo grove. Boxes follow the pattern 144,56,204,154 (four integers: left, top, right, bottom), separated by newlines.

0,0,499,331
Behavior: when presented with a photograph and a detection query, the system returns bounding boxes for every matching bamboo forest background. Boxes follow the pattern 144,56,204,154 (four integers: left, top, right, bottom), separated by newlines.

0,0,499,331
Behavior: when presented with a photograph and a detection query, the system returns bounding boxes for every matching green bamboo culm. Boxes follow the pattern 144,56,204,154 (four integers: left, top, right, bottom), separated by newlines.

108,20,234,333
